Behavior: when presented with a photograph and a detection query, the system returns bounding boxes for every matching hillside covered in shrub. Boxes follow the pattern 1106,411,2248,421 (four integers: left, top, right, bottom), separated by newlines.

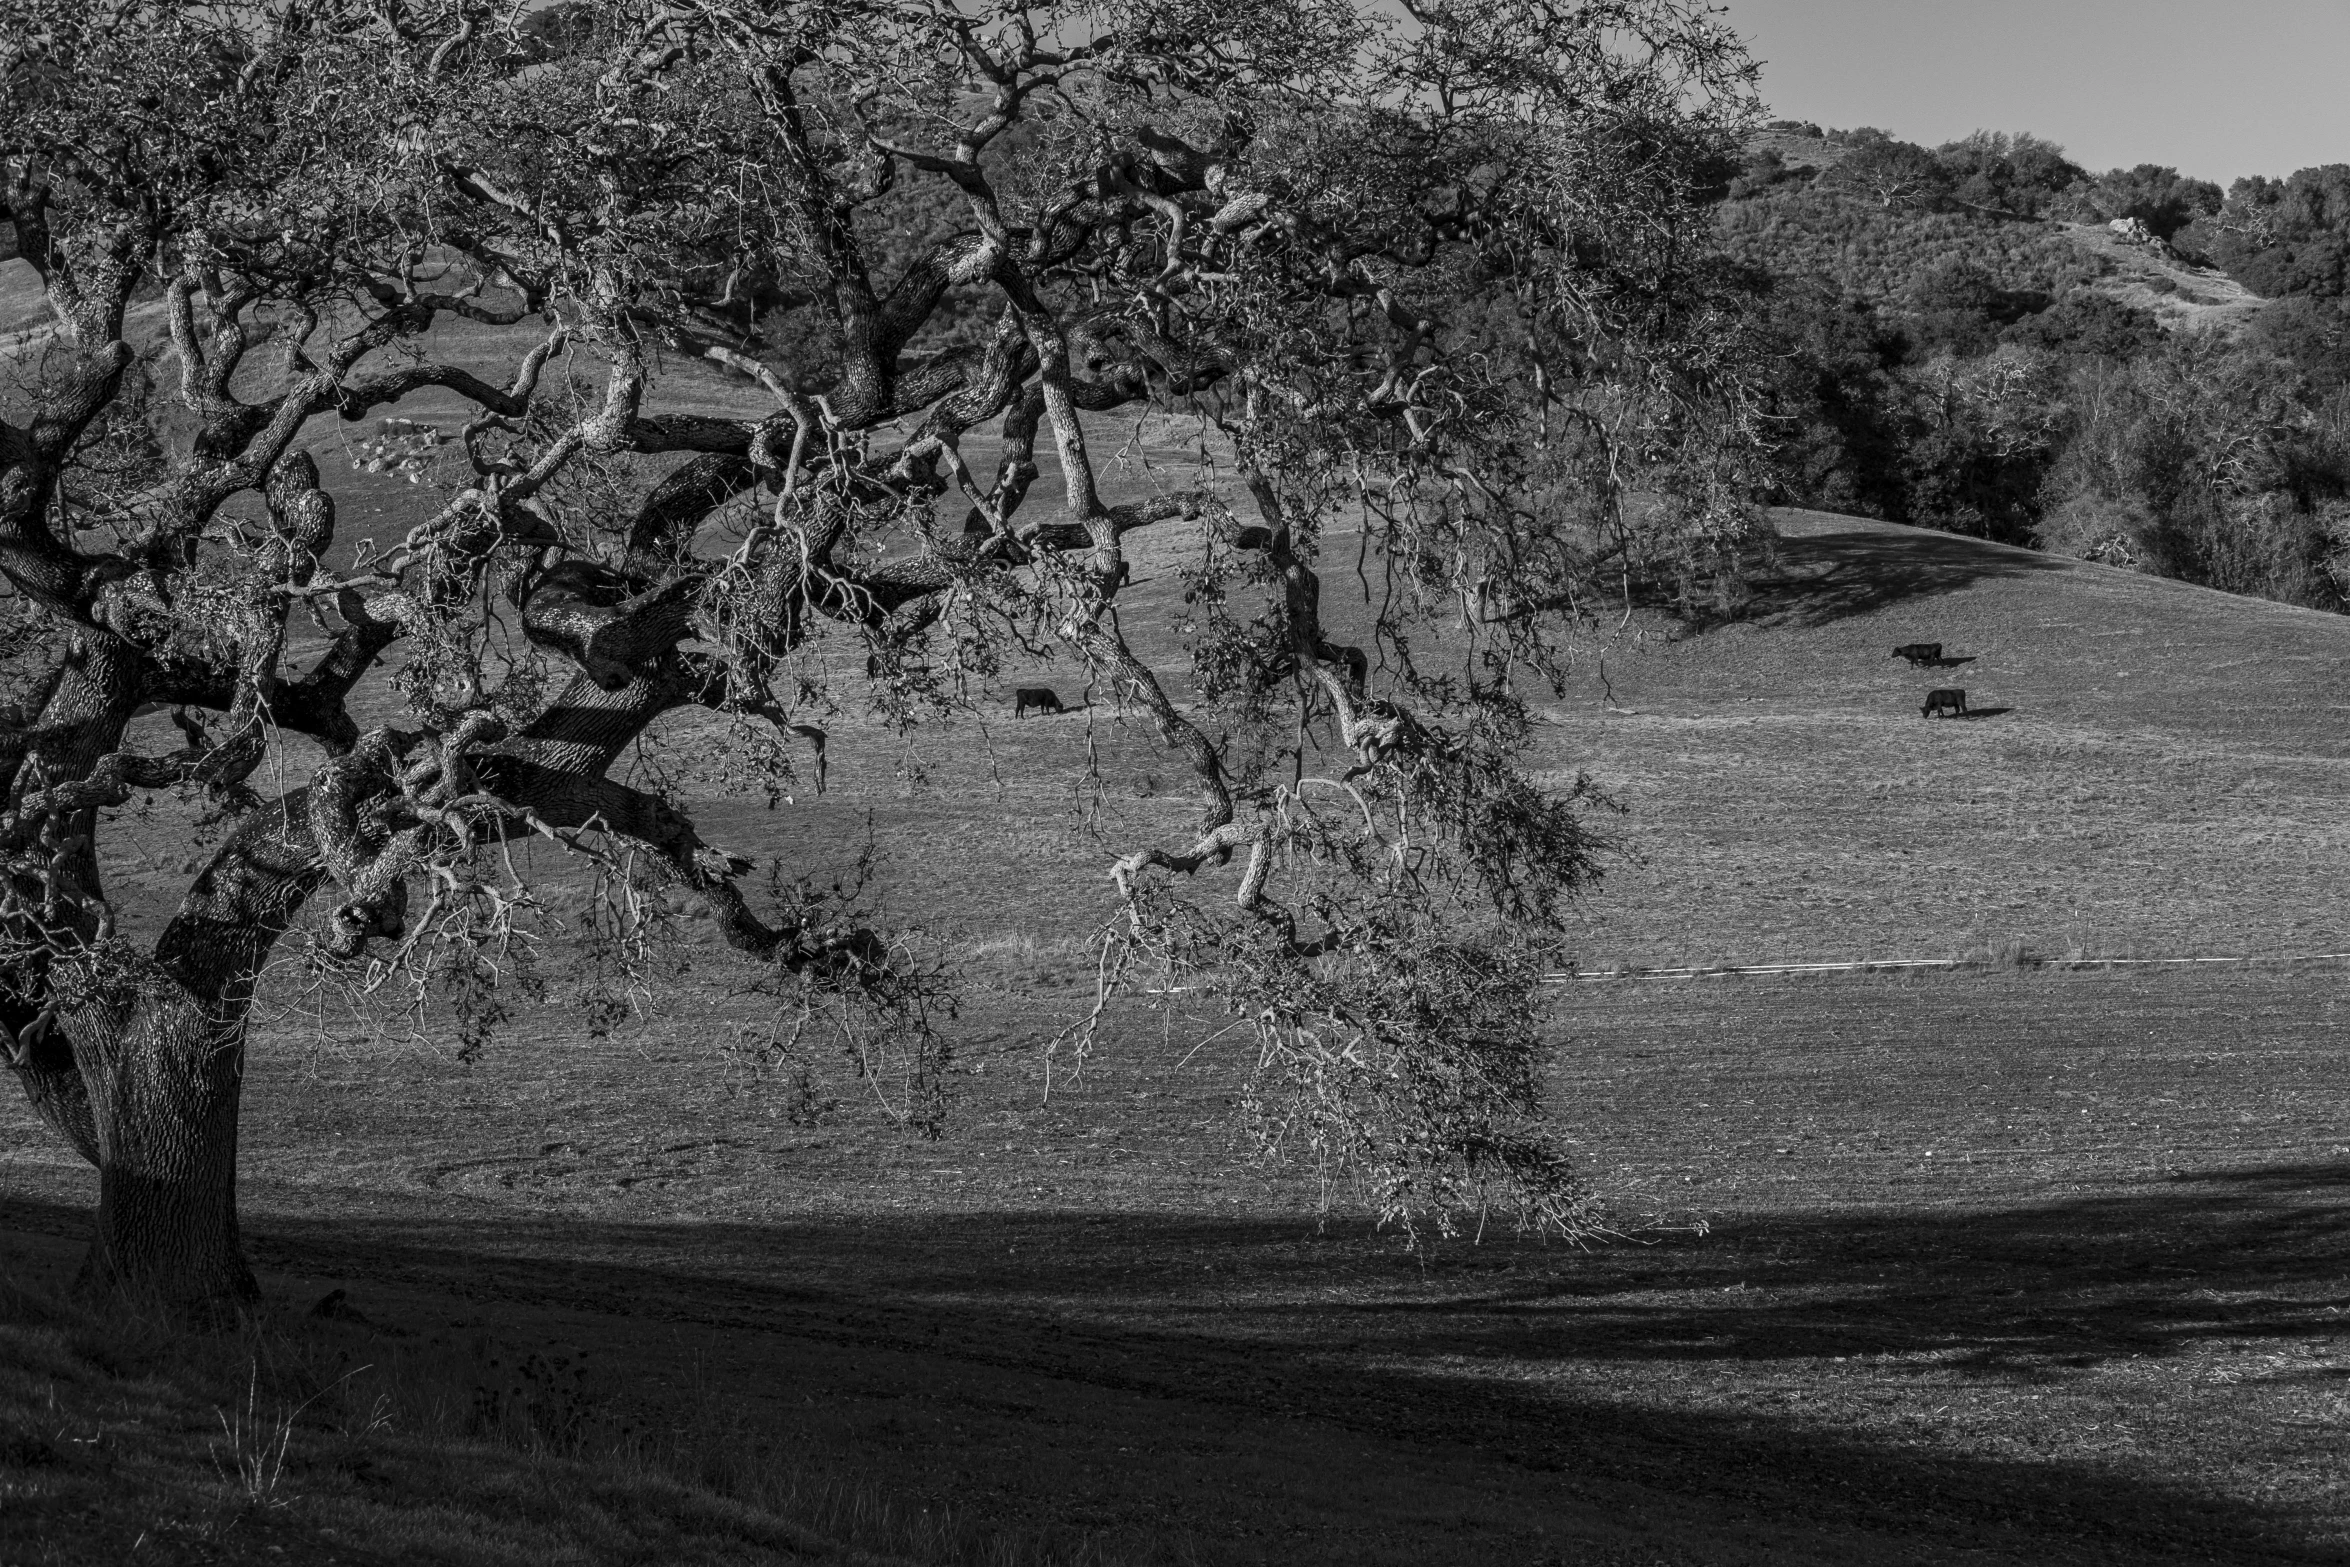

1724,124,2350,612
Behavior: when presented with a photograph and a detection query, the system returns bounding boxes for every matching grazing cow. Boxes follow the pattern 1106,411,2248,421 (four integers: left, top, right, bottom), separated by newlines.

1014,686,1065,718
1921,688,1968,719
1892,642,1943,666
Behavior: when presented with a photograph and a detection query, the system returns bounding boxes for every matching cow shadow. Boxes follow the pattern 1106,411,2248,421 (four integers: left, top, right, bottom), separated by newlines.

1917,705,2013,721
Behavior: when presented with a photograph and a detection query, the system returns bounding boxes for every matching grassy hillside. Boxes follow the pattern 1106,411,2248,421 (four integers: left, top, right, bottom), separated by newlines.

2056,222,2264,332
1549,509,2350,969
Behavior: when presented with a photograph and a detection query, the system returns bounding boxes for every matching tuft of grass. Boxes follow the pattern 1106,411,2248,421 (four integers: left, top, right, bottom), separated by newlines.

951,933,1101,994
1950,936,2039,970
211,1362,300,1509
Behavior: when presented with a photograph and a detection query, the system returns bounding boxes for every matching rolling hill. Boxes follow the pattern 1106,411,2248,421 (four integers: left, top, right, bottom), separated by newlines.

1720,127,2265,338
1544,507,2350,970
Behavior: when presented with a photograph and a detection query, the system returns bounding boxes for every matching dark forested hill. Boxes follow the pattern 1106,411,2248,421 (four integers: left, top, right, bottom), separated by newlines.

1718,124,2350,614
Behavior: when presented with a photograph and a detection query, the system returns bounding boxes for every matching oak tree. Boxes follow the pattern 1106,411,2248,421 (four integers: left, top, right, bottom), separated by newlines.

0,0,1758,1316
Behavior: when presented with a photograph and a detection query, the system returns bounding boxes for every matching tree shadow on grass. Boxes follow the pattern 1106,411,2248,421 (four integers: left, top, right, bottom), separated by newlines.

1743,525,2075,631
5,1163,2344,1564
1433,1161,2350,1374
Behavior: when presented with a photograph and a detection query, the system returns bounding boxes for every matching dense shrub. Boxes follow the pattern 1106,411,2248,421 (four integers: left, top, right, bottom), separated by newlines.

1726,145,1814,201
2184,166,2350,299
2249,296,2350,390
1718,185,2106,305
1893,347,2073,543
1745,278,1913,521
2002,291,2165,357
1745,280,2070,542
2055,164,2223,240
2035,339,2350,607
1936,131,2085,218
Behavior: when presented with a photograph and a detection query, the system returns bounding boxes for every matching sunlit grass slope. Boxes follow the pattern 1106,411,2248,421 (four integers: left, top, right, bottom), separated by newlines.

1547,510,2350,969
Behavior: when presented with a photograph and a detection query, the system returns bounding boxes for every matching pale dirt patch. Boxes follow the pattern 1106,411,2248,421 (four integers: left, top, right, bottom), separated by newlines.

2057,221,2268,334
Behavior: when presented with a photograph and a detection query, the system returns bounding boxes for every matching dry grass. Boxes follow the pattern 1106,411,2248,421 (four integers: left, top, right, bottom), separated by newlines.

1541,511,2350,973
952,935,1106,995
2057,221,2266,333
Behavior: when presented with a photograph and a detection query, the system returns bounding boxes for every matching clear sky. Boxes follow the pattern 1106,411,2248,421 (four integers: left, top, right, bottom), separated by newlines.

1723,0,2350,186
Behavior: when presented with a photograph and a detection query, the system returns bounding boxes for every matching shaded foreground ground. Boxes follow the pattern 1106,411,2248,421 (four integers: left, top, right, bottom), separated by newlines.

6,967,2348,1565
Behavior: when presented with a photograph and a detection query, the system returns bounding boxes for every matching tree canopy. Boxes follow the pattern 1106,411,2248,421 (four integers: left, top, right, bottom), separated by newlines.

2186,165,2350,300
0,0,1760,1315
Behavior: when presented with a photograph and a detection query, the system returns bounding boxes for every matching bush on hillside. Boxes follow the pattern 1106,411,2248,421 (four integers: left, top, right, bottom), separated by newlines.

2002,291,2165,357
1745,279,1913,521
2054,164,2223,241
2035,338,2350,608
2194,230,2350,300
1935,131,2084,218
1725,145,1815,201
1718,185,2106,305
1892,347,2073,543
2181,166,2350,299
1819,131,1951,212
1746,280,2076,541
1720,128,2350,616
2250,296,2350,390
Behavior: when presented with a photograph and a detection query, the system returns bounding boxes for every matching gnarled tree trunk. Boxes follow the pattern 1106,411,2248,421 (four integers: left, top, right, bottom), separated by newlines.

66,994,257,1313
16,793,323,1316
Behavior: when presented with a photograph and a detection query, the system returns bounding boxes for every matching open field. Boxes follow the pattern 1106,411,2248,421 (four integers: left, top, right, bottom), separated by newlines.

1552,510,2350,969
8,252,2350,1560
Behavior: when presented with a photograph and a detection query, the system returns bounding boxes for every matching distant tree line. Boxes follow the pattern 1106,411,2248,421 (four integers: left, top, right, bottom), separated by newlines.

1719,125,2350,612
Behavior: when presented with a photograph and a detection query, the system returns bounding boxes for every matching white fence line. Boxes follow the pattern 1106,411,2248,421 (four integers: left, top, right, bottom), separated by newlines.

1549,953,2350,983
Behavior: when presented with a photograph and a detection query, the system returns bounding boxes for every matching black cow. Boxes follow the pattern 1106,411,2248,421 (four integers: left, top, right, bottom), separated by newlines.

1892,642,1943,667
1921,688,1968,719
1014,686,1066,718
